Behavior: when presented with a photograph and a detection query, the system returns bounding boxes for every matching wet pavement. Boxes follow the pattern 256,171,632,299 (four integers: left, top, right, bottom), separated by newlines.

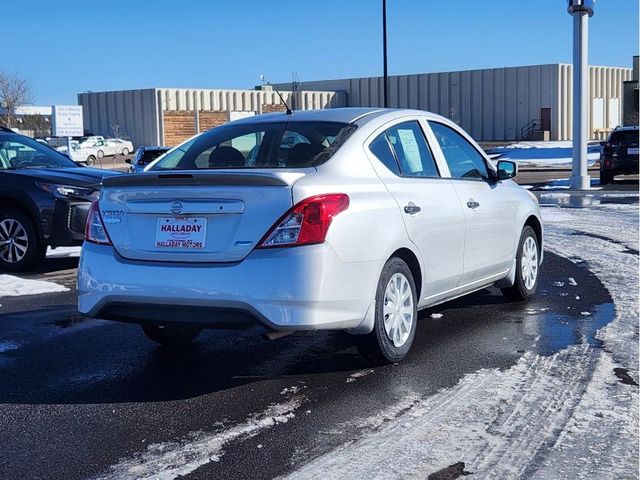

0,247,614,479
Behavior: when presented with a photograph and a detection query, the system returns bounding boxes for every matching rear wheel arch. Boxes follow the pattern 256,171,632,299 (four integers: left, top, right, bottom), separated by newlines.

390,247,422,300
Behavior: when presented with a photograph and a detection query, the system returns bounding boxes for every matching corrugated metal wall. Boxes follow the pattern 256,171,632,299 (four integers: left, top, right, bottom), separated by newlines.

79,89,160,147
285,64,632,141
78,88,346,147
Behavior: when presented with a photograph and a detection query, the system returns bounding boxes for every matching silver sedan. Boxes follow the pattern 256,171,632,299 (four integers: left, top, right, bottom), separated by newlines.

78,108,542,363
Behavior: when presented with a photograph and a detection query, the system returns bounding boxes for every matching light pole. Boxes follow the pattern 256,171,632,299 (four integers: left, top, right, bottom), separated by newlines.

383,0,388,108
568,0,595,190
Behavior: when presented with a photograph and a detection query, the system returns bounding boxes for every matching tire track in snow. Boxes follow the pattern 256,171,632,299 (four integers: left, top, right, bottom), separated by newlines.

283,202,638,480
95,395,305,480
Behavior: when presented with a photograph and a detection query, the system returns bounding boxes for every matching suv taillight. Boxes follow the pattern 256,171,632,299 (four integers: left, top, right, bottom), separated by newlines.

85,201,112,245
257,194,349,248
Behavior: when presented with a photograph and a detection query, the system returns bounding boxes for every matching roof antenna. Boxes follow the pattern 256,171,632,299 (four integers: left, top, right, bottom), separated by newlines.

260,74,292,115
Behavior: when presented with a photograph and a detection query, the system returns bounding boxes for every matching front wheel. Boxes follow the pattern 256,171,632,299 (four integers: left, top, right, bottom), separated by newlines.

97,150,104,159
501,225,539,301
122,147,129,156
141,324,200,346
0,208,46,272
356,257,417,364
86,155,96,166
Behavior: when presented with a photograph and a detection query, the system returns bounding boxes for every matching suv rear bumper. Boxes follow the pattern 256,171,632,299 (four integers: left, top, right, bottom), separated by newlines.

78,242,381,332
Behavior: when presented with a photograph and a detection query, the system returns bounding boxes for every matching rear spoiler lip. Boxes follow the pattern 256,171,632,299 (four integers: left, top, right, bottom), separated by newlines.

102,169,311,188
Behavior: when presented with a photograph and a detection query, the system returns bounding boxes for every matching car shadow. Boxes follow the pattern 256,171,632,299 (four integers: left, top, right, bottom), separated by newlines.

0,252,613,406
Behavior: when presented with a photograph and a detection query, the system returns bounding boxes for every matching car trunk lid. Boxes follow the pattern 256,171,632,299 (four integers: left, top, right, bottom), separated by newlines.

99,170,308,262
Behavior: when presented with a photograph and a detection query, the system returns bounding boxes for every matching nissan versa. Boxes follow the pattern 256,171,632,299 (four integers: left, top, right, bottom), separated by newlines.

78,108,543,363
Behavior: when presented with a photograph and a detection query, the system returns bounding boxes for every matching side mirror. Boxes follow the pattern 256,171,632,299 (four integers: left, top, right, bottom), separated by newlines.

125,158,132,164
497,160,517,180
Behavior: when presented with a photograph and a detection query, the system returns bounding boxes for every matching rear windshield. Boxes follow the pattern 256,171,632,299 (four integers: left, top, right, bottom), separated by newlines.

609,130,639,144
140,149,169,164
148,121,356,170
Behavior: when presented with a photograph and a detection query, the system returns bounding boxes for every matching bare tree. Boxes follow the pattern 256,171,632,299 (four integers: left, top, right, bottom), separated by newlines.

0,73,31,128
111,122,122,139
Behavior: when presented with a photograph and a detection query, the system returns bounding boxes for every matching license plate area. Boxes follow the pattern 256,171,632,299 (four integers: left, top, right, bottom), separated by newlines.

155,217,207,249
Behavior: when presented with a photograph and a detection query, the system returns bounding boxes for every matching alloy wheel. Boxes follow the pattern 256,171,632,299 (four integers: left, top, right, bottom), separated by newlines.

521,236,538,290
0,218,29,264
383,273,414,348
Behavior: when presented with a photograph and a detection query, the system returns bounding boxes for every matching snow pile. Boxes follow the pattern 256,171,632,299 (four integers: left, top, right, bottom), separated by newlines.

46,246,82,258
96,396,305,480
487,141,600,168
284,199,638,480
0,274,69,297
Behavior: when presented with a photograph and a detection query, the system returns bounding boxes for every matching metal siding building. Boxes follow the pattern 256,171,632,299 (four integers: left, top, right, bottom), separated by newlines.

279,64,632,141
78,88,346,147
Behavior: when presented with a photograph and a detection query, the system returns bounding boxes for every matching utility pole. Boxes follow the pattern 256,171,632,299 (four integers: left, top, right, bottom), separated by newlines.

383,0,388,108
568,0,595,190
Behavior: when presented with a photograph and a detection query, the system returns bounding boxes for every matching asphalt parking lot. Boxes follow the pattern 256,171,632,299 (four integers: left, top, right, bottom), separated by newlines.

0,249,613,479
0,189,637,479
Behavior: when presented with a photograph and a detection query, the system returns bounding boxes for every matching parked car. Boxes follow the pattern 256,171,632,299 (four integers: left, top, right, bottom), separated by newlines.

78,108,543,363
599,126,639,184
77,136,104,148
67,143,101,166
0,127,120,271
127,146,171,173
104,138,134,156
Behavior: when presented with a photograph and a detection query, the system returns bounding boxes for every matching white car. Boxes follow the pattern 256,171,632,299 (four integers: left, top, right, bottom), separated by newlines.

84,138,134,158
78,108,542,362
66,143,100,165
101,138,134,157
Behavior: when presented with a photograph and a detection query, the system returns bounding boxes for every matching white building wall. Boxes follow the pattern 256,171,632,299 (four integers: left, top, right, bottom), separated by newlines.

284,64,632,141
79,88,345,146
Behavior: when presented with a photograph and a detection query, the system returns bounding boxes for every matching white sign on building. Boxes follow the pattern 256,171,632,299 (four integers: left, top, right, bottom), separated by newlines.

51,105,84,137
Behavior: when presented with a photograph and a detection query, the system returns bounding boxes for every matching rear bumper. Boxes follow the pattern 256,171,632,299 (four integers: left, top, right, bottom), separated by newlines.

601,156,639,174
77,242,381,332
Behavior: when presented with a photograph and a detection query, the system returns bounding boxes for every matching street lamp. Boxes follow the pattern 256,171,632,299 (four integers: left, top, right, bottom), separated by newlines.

568,0,595,190
383,0,388,108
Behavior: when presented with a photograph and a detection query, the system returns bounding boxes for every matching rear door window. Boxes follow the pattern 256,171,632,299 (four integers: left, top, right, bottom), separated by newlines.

369,133,401,175
429,121,488,180
385,121,439,178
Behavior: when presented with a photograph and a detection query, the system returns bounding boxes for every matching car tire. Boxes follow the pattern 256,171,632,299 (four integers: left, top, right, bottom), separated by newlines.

501,225,539,302
141,324,201,346
0,208,46,272
86,156,96,166
122,147,129,156
356,257,418,364
600,170,614,185
97,150,104,159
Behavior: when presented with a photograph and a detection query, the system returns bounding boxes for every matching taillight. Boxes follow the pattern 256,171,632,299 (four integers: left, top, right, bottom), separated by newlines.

257,194,349,248
85,201,112,245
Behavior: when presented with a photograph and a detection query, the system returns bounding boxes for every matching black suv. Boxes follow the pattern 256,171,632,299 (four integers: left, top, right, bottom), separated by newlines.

600,126,639,184
0,128,120,271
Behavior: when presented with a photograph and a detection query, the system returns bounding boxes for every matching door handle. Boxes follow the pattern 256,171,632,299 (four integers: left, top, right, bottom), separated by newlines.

404,203,421,214
467,201,480,209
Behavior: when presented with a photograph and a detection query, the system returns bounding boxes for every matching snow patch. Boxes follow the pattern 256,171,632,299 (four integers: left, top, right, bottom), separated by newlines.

46,246,82,258
284,199,639,480
346,369,375,383
0,274,69,297
0,340,20,353
430,313,444,319
96,397,304,480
